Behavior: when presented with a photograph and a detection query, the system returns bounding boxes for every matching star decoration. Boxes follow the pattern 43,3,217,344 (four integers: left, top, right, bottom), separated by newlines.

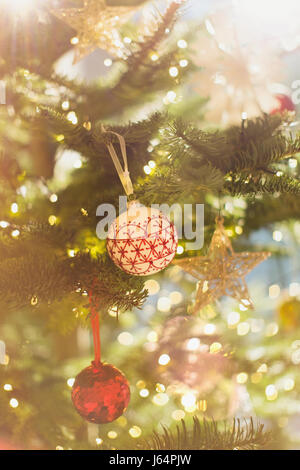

173,217,270,313
50,0,137,63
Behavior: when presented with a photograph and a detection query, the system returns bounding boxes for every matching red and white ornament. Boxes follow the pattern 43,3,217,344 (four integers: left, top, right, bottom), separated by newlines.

107,201,178,276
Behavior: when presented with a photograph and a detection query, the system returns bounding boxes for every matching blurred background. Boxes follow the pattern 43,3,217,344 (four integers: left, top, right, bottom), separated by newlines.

0,0,300,450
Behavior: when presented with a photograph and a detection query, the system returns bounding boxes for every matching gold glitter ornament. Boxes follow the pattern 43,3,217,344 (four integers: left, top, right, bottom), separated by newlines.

50,0,137,63
173,217,270,313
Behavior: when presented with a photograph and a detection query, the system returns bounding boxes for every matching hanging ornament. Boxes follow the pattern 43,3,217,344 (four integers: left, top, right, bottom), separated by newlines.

71,288,130,424
278,296,300,331
270,94,296,115
50,0,137,63
102,127,178,276
107,201,178,276
174,217,270,313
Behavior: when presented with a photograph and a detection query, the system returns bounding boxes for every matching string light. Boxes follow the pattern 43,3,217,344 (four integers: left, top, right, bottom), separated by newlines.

227,311,240,328
3,384,12,391
11,203,18,214
117,332,133,346
237,322,250,336
67,378,75,388
152,393,169,406
129,426,142,438
158,354,170,366
177,39,187,49
179,59,188,68
269,284,280,299
67,111,78,125
265,384,278,401
139,388,149,398
169,66,179,78
157,296,171,313
104,58,113,67
273,230,283,242
49,194,58,203
172,409,185,421
9,398,19,408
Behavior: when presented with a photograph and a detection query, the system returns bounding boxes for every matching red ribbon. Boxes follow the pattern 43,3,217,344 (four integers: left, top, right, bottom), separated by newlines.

89,284,101,365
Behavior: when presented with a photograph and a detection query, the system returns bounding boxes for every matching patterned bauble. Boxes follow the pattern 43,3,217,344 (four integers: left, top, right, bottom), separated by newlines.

107,202,178,276
71,362,130,424
278,297,300,331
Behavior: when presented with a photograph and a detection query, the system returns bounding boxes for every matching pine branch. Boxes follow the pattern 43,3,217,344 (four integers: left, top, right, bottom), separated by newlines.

137,417,272,450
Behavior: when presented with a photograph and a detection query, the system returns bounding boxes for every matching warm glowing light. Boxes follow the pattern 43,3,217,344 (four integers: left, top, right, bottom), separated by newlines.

9,398,19,408
269,284,280,299
118,332,133,346
237,322,250,336
237,372,248,384
157,296,171,313
265,384,278,401
186,338,200,351
152,393,169,406
129,426,142,438
49,194,58,203
172,409,185,421
158,354,170,366
204,323,216,335
48,215,57,226
177,39,187,49
176,245,184,255
181,392,196,408
67,111,78,125
227,311,240,327
144,279,160,295
107,431,118,439
147,330,158,342
155,383,165,393
179,59,188,68
3,384,12,391
104,58,113,67
4,0,36,14
265,322,279,337
11,203,18,214
170,291,183,305
0,221,9,228
273,230,283,242
67,378,75,388
169,66,179,77
210,342,222,353
284,378,295,391
139,388,149,398
96,438,103,445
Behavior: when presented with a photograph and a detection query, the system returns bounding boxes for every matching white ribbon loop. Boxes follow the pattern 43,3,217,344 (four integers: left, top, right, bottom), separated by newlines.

102,125,134,196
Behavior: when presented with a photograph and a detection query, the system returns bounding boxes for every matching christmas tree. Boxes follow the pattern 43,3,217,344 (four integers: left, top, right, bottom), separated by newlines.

0,0,299,451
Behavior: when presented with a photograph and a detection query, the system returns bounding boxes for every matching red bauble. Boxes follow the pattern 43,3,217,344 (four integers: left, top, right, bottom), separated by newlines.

270,94,295,115
71,362,130,424
107,202,178,276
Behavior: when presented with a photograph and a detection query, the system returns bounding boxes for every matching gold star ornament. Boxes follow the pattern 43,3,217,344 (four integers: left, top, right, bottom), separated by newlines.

174,217,270,313
50,0,137,63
